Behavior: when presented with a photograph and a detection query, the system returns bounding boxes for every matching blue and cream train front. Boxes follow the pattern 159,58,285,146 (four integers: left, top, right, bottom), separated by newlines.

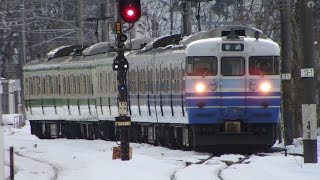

185,36,281,147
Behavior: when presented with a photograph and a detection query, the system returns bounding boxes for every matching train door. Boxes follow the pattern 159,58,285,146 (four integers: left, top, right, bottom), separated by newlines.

219,56,247,121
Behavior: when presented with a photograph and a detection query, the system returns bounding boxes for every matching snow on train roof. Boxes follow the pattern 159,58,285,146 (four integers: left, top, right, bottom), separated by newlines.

46,45,84,60
141,34,182,51
186,37,280,57
181,25,267,45
82,42,108,56
125,37,154,50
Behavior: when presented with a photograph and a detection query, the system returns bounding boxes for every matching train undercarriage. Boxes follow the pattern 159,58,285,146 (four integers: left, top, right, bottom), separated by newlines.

29,120,278,153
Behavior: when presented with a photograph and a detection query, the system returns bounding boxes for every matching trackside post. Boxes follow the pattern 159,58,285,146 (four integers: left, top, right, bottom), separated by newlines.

300,0,318,163
112,0,141,161
0,79,4,180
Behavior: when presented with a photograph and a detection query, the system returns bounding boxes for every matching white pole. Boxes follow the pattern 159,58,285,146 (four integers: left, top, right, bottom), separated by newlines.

0,79,5,180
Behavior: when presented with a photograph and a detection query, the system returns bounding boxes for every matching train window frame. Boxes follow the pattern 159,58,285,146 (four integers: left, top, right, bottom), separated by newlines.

186,56,218,76
221,57,245,76
249,56,280,75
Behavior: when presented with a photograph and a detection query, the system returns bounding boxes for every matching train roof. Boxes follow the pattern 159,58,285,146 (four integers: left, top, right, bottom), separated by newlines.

186,37,280,56
181,25,267,45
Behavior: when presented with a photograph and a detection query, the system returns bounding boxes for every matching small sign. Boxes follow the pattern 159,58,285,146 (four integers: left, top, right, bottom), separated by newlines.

112,146,132,160
301,68,314,78
302,104,317,140
115,121,131,126
118,102,127,115
222,43,244,51
281,73,291,80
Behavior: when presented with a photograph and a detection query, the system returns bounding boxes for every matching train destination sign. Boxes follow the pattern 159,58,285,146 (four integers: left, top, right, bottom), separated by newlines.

222,43,244,51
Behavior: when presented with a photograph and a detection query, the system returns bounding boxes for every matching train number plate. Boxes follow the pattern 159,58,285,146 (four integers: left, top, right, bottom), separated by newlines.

224,121,241,133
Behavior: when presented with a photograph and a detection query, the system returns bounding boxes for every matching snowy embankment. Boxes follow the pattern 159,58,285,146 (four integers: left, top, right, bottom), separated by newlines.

3,122,320,180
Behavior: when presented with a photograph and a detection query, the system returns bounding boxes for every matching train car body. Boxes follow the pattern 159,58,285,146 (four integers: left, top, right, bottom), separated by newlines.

185,32,280,149
24,26,281,152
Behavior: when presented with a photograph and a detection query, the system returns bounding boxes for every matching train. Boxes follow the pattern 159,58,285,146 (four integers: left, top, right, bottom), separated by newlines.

23,25,281,152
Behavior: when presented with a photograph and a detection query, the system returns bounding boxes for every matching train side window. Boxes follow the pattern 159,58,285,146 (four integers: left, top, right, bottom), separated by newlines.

82,75,85,94
29,77,32,95
70,75,73,95
249,56,280,75
49,76,53,95
99,73,102,94
221,57,245,76
54,76,56,95
129,71,132,93
67,76,70,94
33,77,36,95
58,75,61,95
24,77,29,96
66,76,69,95
106,73,111,93
38,76,41,95
75,75,78,95
133,70,137,93
108,72,112,93
73,75,76,95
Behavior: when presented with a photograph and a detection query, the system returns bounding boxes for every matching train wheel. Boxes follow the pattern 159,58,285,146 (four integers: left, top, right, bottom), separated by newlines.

175,127,183,149
86,124,94,140
93,122,100,139
37,122,45,139
132,124,142,143
63,122,72,139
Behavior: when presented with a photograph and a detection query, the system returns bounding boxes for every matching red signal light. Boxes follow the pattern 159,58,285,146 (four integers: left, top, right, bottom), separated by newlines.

126,8,134,17
119,0,141,23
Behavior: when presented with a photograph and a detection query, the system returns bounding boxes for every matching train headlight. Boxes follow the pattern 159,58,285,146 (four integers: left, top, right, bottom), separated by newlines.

259,82,271,93
195,82,206,93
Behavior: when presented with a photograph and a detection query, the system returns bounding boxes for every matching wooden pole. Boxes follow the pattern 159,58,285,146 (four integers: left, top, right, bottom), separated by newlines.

10,146,14,180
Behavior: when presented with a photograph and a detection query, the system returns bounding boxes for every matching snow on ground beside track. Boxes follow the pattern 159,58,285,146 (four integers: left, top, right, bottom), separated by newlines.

3,122,320,180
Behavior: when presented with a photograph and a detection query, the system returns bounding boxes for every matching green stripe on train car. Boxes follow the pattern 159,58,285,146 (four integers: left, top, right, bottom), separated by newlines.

25,97,117,107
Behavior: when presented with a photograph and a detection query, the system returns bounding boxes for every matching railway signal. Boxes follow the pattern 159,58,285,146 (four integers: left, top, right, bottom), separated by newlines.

112,0,139,161
119,0,141,23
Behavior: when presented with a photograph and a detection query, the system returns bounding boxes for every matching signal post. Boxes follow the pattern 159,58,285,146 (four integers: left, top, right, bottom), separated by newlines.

112,0,141,161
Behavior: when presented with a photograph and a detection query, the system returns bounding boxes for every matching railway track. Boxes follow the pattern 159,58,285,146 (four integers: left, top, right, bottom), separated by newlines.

170,154,217,180
217,154,252,180
14,151,59,180
170,152,274,180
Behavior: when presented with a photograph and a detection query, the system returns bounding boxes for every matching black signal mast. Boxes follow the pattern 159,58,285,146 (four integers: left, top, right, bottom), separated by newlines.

113,0,141,161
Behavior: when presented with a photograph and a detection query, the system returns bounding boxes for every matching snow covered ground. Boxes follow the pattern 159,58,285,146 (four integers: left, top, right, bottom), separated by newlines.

3,122,320,180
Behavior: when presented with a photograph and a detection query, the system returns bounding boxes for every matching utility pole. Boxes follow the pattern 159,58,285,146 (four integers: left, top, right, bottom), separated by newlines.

100,2,110,42
182,1,192,36
280,0,293,146
20,0,27,121
0,78,5,180
300,0,317,163
21,0,26,65
76,0,84,45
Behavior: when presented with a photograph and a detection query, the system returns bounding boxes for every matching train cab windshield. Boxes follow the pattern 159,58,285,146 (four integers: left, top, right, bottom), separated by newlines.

186,56,217,76
221,57,245,76
249,56,280,75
